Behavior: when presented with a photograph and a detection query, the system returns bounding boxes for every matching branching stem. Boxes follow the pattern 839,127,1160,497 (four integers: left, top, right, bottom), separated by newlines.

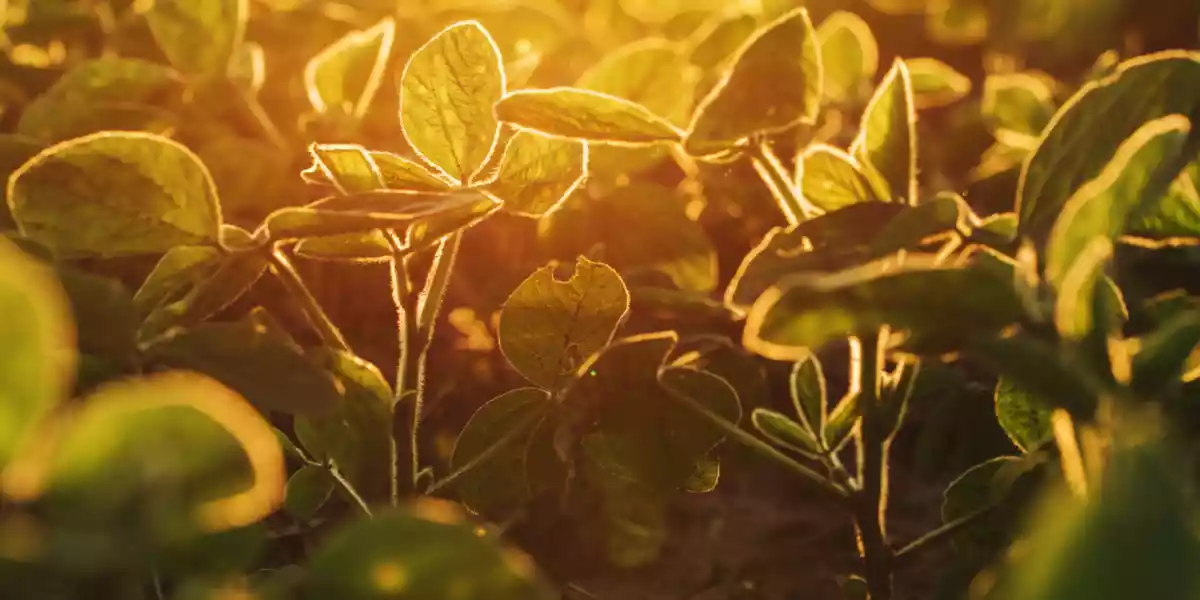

268,249,351,352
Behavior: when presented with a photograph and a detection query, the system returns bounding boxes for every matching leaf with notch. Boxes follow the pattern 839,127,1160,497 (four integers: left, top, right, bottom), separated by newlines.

305,18,396,119
146,318,342,416
499,258,629,390
496,88,683,145
799,144,878,211
744,256,1025,360
0,237,74,469
450,388,551,516
146,0,249,77
851,59,917,204
817,11,878,104
8,131,223,258
485,131,587,218
400,21,505,184
1018,51,1200,246
17,57,182,143
685,8,822,156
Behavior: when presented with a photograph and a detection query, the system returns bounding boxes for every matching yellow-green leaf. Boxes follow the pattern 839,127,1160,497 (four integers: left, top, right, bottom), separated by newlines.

908,57,972,109
450,388,551,515
686,8,822,156
304,18,396,119
851,59,918,204
799,144,878,211
817,11,878,104
577,38,700,127
499,257,630,390
8,131,223,258
982,72,1056,139
496,87,683,145
400,21,505,184
486,131,587,218
146,0,249,76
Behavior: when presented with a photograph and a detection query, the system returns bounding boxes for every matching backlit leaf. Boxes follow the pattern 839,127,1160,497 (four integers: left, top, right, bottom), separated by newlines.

146,0,249,76
496,88,682,145
8,131,222,258
0,237,74,469
294,232,393,264
687,13,757,71
1131,310,1200,396
995,377,1053,453
283,465,334,520
499,257,629,390
578,38,700,127
982,72,1056,139
908,57,972,109
1018,51,1200,246
751,408,819,457
790,353,827,442
799,144,878,211
133,246,223,317
450,388,551,515
305,18,396,119
1127,160,1200,240
262,190,497,242
400,21,505,183
140,249,269,342
485,131,587,218
851,59,917,204
304,499,555,600
817,11,878,104
685,8,822,155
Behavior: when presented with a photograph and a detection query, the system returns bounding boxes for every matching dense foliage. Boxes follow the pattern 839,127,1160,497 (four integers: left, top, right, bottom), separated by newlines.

0,0,1198,599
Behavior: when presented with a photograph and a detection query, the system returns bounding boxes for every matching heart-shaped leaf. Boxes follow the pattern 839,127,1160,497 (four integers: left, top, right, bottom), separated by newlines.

485,131,587,218
851,59,917,204
400,21,505,184
496,88,683,145
450,388,551,515
685,8,822,155
8,131,223,258
146,0,249,77
499,258,629,390
305,18,396,119
799,144,879,211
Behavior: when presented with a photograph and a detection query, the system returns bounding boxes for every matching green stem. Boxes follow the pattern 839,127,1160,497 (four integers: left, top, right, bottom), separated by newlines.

268,250,351,352
666,385,850,504
853,331,894,600
750,141,812,226
425,409,543,497
328,463,373,518
391,233,463,498
892,503,999,567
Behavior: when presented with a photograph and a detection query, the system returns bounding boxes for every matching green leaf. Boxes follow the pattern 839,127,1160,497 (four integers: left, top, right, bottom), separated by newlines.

799,144,878,211
751,408,819,457
908,57,972,109
16,57,182,143
995,376,1053,453
851,59,918,204
1018,51,1200,246
982,72,1056,140
400,21,505,184
824,391,861,452
0,237,73,469
971,332,1099,419
942,456,1035,561
496,87,683,144
744,256,1024,360
147,318,343,416
304,500,555,600
294,232,394,264
687,13,757,71
283,465,334,521
0,135,44,228
8,131,223,258
261,190,497,243
499,257,630,390
1126,160,1200,240
1131,310,1200,396
578,38,701,127
485,131,587,218
671,335,769,412
196,136,291,216
146,0,249,77
139,249,269,342
450,388,551,515
790,353,827,443
1045,116,1192,338
55,267,138,362
372,151,453,192
133,246,224,316
305,18,396,119
816,11,879,104
302,144,385,193
579,434,670,568
685,8,822,156
21,372,284,548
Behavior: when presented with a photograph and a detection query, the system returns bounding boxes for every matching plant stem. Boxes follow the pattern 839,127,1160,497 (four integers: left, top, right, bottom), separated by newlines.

750,141,812,226
853,331,895,600
328,463,373,518
391,233,463,499
892,503,999,567
269,249,351,352
425,409,544,496
666,385,850,504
